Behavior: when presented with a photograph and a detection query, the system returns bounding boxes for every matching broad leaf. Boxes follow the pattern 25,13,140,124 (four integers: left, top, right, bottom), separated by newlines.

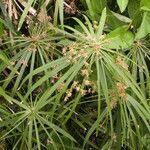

140,0,150,11
136,12,150,39
106,26,134,49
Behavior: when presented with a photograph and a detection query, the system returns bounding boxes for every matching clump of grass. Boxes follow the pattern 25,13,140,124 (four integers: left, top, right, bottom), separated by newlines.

0,0,150,149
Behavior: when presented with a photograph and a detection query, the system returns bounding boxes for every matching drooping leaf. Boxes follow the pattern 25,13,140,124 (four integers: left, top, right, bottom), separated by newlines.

106,10,125,29
111,11,132,23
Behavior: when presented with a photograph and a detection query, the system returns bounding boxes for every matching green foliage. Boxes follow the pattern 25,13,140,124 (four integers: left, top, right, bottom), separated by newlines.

18,0,35,31
0,22,4,36
0,0,150,149
136,12,150,39
117,0,129,13
106,25,134,49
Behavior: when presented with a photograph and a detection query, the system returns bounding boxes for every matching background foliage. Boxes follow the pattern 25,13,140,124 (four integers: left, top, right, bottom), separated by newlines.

0,0,150,149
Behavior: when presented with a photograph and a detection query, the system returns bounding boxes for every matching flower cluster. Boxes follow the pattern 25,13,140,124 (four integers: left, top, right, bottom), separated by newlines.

116,82,128,100
62,43,89,64
64,81,81,101
64,79,96,101
57,82,65,92
80,61,93,78
28,44,37,52
20,60,28,67
109,81,128,109
93,20,98,30
109,90,118,109
116,56,129,71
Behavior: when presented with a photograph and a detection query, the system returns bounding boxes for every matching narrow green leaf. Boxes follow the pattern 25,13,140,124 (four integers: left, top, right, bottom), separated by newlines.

85,0,95,19
97,7,106,36
18,0,35,30
38,115,76,142
34,119,41,150
117,0,129,12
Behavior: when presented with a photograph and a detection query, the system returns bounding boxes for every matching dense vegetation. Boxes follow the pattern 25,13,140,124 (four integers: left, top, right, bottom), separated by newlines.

0,0,150,149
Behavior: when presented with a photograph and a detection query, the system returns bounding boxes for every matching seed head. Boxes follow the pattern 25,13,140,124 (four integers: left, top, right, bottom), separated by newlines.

116,56,128,71
116,82,127,100
81,69,89,77
84,80,91,86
